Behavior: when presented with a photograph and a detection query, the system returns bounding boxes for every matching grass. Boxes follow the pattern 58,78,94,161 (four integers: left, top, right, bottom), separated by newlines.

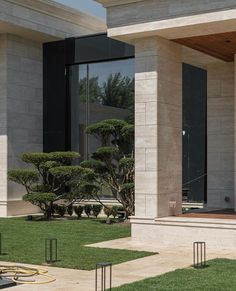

112,259,236,291
0,217,153,270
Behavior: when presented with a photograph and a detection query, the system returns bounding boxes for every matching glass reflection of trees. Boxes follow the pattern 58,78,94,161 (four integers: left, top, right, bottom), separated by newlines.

79,73,134,115
70,58,134,164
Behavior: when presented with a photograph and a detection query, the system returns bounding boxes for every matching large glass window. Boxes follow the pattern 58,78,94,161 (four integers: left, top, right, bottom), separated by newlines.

69,58,134,160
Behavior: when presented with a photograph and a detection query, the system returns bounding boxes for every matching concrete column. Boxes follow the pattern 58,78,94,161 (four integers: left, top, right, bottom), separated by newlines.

134,36,182,218
207,62,234,209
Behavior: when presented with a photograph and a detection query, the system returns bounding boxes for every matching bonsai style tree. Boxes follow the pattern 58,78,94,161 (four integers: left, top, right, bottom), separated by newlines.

81,119,135,217
8,152,94,219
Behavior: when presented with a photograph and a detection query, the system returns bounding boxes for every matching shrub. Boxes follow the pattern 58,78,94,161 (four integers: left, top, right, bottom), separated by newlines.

56,205,66,217
104,206,113,218
111,206,119,218
48,152,80,165
8,151,95,219
8,169,39,193
92,205,103,218
67,205,73,216
51,203,57,216
84,204,92,217
74,205,84,219
85,119,135,217
23,193,57,219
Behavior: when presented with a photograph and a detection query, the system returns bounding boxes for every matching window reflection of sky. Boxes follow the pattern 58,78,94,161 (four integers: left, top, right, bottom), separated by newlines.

89,59,134,85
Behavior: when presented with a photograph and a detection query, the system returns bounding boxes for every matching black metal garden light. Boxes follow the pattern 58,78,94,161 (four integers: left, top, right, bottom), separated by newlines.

95,262,112,291
45,238,58,264
193,241,206,268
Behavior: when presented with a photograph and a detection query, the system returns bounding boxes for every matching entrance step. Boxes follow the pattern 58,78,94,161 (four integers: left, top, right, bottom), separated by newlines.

131,216,236,249
155,216,236,229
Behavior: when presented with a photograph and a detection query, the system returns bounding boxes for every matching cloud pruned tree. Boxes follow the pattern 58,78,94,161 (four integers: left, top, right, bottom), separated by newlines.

81,119,134,217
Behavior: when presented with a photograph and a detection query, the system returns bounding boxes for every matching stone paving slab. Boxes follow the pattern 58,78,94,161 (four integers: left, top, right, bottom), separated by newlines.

3,238,236,291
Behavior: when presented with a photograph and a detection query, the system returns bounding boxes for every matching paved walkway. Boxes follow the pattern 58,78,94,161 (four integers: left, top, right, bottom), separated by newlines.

2,238,236,291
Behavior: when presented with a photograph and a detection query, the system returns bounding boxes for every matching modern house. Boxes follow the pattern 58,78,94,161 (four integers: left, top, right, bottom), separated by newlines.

96,0,236,248
0,0,106,216
2,0,236,248
0,0,137,216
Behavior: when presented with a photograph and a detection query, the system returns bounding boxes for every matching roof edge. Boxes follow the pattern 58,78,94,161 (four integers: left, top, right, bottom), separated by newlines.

95,0,143,8
6,0,106,32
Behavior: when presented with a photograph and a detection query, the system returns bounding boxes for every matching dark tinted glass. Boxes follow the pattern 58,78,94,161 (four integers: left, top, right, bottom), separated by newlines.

70,58,134,161
182,63,207,203
74,34,134,64
43,40,66,152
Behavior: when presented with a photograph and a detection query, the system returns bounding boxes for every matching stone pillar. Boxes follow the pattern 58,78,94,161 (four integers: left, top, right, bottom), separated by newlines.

0,35,8,217
134,36,182,218
207,62,234,209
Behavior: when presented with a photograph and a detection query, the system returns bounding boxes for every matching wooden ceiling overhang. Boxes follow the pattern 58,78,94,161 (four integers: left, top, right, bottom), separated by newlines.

174,31,236,62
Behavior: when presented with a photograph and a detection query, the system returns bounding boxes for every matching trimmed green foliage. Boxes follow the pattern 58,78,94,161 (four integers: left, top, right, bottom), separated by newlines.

49,165,90,183
121,124,134,138
21,152,80,167
86,122,115,146
86,119,130,147
95,146,119,159
111,206,119,218
21,152,50,167
48,152,80,165
84,204,92,217
103,119,127,129
104,206,113,218
23,193,57,218
67,204,73,216
119,157,134,169
85,119,135,217
23,193,57,203
8,151,93,219
8,169,39,193
92,204,103,218
74,205,84,218
80,159,107,173
56,205,66,217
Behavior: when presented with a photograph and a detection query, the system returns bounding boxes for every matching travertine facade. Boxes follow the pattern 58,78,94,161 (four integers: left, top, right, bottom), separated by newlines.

6,34,43,215
106,0,236,28
135,36,182,218
207,63,234,209
97,0,236,246
0,35,8,216
0,0,105,216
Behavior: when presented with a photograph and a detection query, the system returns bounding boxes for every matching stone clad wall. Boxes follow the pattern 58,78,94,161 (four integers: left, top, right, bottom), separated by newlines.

107,0,236,28
0,34,43,216
0,0,105,216
0,0,105,40
0,35,8,216
134,36,182,218
5,34,42,215
207,62,234,208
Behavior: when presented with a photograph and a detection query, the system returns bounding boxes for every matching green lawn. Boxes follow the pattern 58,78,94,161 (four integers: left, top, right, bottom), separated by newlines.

112,259,236,291
0,217,153,270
